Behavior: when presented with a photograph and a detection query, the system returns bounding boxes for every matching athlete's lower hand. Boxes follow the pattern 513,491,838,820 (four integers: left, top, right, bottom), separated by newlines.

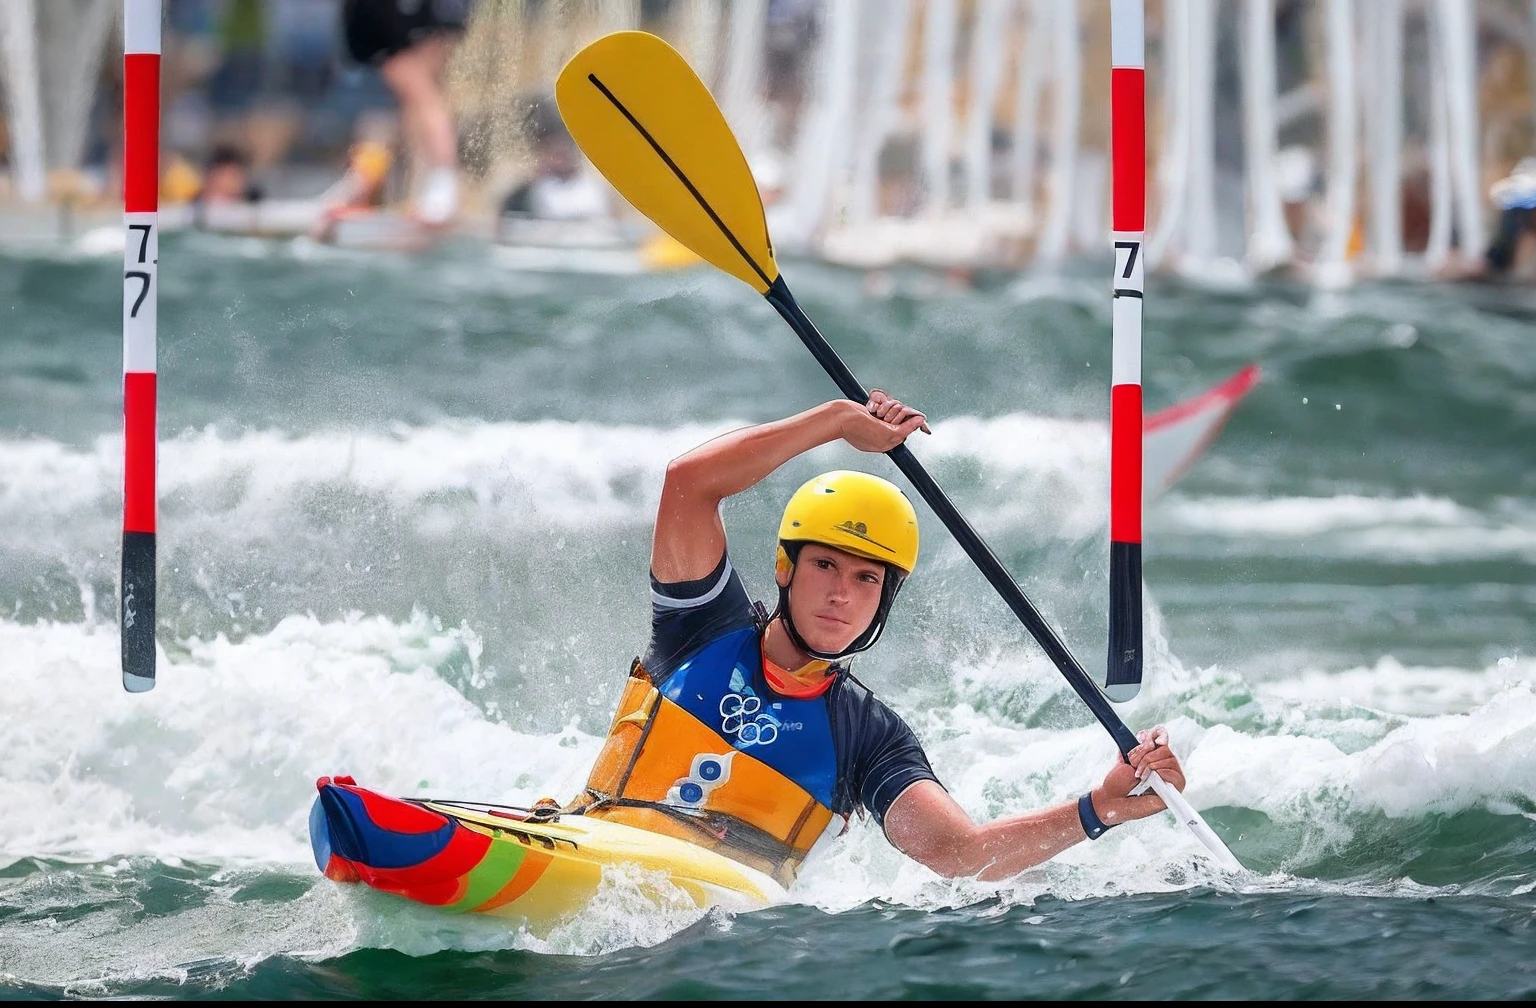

1091,725,1186,825
1126,725,1184,791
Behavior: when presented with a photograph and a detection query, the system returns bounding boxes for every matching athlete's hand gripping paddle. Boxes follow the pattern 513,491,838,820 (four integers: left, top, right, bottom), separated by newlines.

554,31,1242,874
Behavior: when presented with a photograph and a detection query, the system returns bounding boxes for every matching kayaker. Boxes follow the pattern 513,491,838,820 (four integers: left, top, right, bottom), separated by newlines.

563,390,1188,886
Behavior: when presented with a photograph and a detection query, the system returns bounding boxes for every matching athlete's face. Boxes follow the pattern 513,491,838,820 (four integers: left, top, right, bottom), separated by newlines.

778,544,886,654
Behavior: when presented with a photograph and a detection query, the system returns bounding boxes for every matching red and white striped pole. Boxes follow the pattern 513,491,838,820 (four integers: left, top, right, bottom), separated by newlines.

1106,0,1144,702
121,0,161,692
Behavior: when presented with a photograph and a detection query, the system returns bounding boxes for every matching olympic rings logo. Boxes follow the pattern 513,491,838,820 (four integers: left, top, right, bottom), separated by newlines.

719,692,779,747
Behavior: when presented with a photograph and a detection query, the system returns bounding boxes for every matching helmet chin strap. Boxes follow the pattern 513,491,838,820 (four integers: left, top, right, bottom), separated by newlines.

770,548,904,662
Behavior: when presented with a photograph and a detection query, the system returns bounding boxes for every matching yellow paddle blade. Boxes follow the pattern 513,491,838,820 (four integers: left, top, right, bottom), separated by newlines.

556,31,779,294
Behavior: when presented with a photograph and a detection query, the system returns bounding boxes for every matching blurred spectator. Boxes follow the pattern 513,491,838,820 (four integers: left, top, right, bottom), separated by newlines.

763,0,819,150
197,143,265,204
157,143,265,206
339,0,473,227
270,0,338,105
1275,145,1321,260
161,1,223,158
199,0,304,173
1484,156,1536,277
312,134,395,242
207,0,268,120
499,101,607,223
321,132,394,210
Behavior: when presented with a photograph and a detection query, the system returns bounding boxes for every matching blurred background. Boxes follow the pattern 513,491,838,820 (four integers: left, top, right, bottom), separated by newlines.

4,0,1536,284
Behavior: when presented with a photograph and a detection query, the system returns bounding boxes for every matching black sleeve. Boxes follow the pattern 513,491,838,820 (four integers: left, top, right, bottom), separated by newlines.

639,552,756,682
829,676,943,826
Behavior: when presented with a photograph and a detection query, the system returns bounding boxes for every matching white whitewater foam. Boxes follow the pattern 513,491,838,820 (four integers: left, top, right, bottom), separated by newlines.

1,412,1530,962
1,606,1532,963
12,426,1526,566
1255,655,1534,717
1159,492,1536,562
0,612,600,867
0,422,723,528
0,413,1109,543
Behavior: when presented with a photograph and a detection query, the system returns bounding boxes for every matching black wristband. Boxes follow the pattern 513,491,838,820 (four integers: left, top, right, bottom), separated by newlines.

1078,792,1116,840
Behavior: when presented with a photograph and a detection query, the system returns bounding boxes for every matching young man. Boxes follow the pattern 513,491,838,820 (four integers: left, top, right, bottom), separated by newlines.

339,0,472,226
564,391,1186,887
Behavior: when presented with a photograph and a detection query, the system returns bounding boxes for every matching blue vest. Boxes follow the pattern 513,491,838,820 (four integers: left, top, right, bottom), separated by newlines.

660,626,838,808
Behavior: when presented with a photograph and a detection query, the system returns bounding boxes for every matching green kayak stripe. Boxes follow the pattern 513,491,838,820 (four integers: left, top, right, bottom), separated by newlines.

445,831,529,912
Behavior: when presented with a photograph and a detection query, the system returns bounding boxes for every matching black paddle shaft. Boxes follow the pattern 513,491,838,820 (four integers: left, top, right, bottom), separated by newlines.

764,278,1141,757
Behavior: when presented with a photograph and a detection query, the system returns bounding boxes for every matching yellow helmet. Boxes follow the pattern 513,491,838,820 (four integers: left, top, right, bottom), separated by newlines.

772,470,918,660
777,470,919,574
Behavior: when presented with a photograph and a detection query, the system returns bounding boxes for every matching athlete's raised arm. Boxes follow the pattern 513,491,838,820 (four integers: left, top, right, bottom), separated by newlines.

881,727,1187,881
651,392,927,583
